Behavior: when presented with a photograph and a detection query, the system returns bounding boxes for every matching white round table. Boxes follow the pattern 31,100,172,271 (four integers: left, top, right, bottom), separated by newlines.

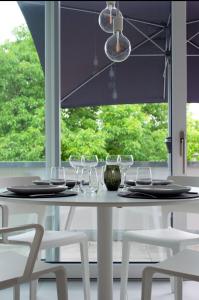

1,189,199,300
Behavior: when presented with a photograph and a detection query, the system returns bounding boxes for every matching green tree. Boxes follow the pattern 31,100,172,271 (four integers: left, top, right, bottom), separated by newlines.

100,104,168,161
0,25,45,161
187,112,199,161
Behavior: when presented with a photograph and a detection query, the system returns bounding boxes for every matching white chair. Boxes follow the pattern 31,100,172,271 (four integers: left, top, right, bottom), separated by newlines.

0,223,67,300
120,176,199,300
0,176,90,300
141,249,199,300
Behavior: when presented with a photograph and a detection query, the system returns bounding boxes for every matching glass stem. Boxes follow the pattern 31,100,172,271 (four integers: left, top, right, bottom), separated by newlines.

123,171,126,186
75,167,79,187
89,167,92,186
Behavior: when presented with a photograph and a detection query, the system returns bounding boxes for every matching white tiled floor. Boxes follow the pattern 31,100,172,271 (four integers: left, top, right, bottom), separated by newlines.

60,241,199,262
2,242,199,263
60,241,168,262
1,279,199,299
1,241,198,264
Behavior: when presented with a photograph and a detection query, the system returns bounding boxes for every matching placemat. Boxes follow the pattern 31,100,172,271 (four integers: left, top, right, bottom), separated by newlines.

118,191,199,199
0,190,78,198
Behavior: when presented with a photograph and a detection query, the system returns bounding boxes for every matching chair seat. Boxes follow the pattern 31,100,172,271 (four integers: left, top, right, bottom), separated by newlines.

124,227,199,247
9,230,87,249
0,251,65,289
152,249,199,279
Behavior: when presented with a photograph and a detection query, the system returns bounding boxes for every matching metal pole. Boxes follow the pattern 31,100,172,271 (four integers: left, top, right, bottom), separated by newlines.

187,40,199,51
45,1,61,261
61,61,115,104
167,60,172,175
171,1,187,176
166,26,172,176
126,19,165,53
61,5,164,28
131,29,164,53
171,2,187,230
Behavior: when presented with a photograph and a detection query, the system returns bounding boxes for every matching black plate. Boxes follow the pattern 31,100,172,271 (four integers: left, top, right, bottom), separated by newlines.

128,184,191,196
125,179,173,186
65,180,76,189
33,179,76,189
7,185,67,196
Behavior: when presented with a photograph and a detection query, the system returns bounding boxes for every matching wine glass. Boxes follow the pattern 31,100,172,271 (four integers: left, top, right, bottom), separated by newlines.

100,164,106,190
81,155,98,168
69,155,83,191
80,167,99,194
136,167,152,186
80,155,98,194
105,154,119,165
118,155,134,189
50,167,66,186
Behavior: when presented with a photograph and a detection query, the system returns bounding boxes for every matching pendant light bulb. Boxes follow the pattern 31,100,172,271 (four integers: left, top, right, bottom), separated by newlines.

104,14,131,62
98,1,122,33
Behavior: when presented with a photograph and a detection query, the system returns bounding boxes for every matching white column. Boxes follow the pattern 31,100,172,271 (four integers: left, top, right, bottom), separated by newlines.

45,1,61,171
171,1,187,175
45,1,61,259
97,207,113,300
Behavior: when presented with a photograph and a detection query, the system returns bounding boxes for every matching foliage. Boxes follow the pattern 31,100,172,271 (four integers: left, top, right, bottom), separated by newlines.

0,26,45,161
99,104,167,161
0,25,198,162
187,112,199,161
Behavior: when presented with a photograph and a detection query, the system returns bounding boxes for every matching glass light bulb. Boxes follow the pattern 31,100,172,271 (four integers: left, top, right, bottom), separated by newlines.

98,2,122,33
105,31,131,62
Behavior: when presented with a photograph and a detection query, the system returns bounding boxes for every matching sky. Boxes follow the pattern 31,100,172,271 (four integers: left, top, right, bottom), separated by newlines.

0,1,26,44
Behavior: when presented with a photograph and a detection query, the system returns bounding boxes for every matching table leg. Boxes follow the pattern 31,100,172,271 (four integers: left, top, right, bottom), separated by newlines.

64,207,76,230
97,207,113,300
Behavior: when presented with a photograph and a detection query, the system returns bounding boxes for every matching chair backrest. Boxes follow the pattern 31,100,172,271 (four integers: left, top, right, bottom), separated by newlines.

0,176,47,226
161,175,199,227
0,224,44,286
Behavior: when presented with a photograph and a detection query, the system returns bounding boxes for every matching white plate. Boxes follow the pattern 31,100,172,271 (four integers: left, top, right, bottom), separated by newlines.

129,184,191,196
7,185,67,195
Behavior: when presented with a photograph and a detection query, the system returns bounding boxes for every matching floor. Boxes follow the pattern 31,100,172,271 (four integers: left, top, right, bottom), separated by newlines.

60,241,199,262
1,279,199,300
59,241,168,262
0,241,169,262
2,241,199,262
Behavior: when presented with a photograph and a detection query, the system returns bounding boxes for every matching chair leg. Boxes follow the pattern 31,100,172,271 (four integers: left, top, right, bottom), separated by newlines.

141,267,154,300
13,284,20,300
54,267,68,300
120,238,131,300
29,249,41,300
172,246,183,300
166,248,175,293
64,207,76,230
80,240,91,300
29,280,38,300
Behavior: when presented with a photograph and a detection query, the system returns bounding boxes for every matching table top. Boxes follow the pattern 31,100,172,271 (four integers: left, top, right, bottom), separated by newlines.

1,188,199,208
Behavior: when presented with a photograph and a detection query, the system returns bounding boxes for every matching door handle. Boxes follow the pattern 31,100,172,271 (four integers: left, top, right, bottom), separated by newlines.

179,131,186,174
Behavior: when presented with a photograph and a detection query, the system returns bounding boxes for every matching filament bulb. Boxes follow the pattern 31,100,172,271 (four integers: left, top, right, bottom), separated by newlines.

104,14,131,62
98,1,122,33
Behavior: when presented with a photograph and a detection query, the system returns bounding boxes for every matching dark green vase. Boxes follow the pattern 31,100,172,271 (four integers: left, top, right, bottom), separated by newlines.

104,165,121,191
